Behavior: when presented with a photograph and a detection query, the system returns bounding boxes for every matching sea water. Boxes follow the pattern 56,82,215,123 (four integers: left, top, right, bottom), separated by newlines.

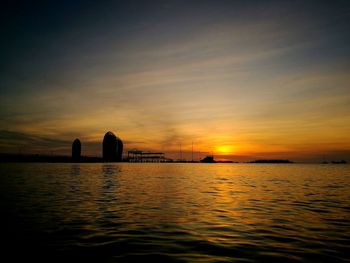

0,163,349,262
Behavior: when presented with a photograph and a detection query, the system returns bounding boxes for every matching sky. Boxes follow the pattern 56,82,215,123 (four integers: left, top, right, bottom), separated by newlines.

1,0,350,162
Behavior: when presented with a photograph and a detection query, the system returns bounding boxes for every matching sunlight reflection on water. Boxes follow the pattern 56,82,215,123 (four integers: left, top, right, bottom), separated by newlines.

0,163,349,262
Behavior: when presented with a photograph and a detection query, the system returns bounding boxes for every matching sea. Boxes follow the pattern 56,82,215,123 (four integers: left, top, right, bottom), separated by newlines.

0,163,349,262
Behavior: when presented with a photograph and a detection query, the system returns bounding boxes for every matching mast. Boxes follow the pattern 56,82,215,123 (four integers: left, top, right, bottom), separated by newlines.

191,141,194,162
180,143,182,161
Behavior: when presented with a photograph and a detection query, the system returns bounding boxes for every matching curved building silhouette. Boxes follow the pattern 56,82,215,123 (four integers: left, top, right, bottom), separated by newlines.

116,137,123,161
72,138,81,161
102,131,123,162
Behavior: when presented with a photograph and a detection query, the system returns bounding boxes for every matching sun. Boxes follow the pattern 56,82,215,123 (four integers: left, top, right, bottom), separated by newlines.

215,145,235,155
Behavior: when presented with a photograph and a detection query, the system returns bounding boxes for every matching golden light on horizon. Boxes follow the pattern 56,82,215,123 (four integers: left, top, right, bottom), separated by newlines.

215,145,236,155
1,1,349,163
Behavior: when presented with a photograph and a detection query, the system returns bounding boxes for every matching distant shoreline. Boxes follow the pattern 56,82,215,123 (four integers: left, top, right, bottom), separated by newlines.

0,153,347,164
249,159,293,163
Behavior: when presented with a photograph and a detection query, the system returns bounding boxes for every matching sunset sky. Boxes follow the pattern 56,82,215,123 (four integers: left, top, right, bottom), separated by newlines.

1,0,350,162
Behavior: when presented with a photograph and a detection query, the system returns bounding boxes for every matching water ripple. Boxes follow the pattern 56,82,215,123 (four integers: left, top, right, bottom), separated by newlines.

0,163,350,262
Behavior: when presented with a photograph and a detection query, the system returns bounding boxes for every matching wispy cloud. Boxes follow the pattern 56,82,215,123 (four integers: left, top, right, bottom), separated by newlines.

1,1,350,160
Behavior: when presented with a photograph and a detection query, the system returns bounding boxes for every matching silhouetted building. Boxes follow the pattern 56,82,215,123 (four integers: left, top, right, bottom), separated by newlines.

200,156,216,163
116,137,123,161
72,138,81,161
127,149,166,162
102,131,123,162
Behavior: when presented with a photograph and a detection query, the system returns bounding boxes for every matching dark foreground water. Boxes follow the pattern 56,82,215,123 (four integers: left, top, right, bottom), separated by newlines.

0,163,349,262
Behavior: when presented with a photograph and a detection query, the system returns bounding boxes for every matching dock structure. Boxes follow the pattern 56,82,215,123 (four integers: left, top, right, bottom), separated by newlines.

127,149,167,162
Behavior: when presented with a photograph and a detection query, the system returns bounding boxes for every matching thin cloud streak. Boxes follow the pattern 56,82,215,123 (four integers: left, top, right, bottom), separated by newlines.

1,1,350,161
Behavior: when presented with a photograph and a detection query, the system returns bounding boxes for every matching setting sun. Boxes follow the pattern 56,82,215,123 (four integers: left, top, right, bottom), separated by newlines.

215,145,236,155
1,1,350,262
0,0,349,164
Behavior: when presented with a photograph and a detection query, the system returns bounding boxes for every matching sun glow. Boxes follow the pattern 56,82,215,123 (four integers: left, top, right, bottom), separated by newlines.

215,145,236,155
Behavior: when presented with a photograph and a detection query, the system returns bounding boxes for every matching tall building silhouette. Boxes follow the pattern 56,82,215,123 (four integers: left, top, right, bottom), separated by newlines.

72,138,81,161
102,131,123,162
116,137,123,161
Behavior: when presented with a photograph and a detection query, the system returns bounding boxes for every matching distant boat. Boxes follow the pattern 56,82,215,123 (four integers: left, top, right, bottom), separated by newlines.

331,160,347,164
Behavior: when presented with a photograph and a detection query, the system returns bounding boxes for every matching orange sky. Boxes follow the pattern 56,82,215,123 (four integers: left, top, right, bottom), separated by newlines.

1,1,350,162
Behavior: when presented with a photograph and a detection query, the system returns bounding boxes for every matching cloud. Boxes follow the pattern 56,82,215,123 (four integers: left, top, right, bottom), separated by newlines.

1,1,350,160
0,130,71,154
